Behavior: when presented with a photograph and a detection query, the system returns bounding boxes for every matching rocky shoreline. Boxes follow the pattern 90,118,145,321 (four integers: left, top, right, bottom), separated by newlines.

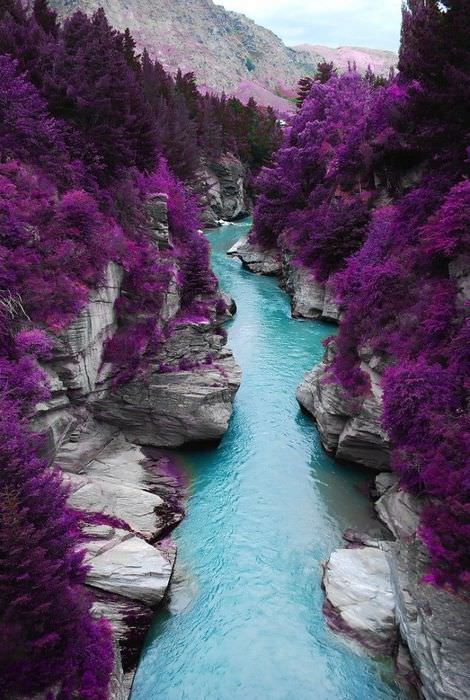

228,233,470,700
228,235,340,321
31,199,242,698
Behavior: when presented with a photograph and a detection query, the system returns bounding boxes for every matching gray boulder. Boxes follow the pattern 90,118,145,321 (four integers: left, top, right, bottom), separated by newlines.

84,525,175,607
228,235,282,275
93,320,241,447
323,545,397,655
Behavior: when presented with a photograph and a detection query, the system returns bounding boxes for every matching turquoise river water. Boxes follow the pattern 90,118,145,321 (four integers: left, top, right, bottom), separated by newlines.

132,220,405,700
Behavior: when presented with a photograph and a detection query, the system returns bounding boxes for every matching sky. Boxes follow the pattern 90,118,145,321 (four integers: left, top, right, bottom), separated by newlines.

218,0,403,52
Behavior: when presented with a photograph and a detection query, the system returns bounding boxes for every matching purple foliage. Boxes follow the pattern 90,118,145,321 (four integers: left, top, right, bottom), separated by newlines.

252,1,470,588
0,2,258,694
0,318,114,697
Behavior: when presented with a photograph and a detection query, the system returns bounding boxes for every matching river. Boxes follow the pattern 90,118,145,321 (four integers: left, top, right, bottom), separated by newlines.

131,219,405,700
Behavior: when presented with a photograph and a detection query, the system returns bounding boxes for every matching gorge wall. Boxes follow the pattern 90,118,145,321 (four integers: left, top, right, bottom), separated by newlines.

32,197,241,697
229,235,470,699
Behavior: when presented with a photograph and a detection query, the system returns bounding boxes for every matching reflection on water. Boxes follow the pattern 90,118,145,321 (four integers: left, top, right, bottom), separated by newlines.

131,220,405,700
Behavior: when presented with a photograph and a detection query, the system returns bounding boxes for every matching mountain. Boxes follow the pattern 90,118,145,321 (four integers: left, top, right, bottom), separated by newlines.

294,44,397,77
50,0,397,112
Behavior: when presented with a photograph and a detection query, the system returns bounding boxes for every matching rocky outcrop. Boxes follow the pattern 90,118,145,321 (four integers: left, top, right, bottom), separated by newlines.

93,318,241,446
198,155,248,227
323,544,397,655
296,346,390,471
229,237,340,321
31,196,240,697
323,475,470,699
282,262,340,321
33,262,124,460
228,235,282,275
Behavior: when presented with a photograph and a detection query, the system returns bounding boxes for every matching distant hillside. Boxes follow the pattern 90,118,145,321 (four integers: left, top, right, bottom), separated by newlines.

294,44,397,77
50,0,397,112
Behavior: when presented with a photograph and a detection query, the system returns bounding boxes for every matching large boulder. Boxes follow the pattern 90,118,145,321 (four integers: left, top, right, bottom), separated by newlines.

323,545,397,655
84,525,175,607
92,321,241,447
228,235,282,275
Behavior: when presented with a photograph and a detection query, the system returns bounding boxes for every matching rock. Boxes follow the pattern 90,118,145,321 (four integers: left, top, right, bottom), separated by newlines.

94,362,240,447
323,545,397,655
284,264,326,319
389,536,470,700
85,526,175,607
66,473,164,539
375,483,422,540
297,364,349,453
374,481,470,700
198,154,247,226
228,235,282,275
146,192,171,249
93,321,241,447
322,281,341,322
449,254,470,304
297,358,390,471
375,472,399,497
47,262,124,400
282,262,341,321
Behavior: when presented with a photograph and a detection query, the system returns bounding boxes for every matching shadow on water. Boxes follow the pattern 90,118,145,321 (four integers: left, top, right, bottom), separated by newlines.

131,219,407,700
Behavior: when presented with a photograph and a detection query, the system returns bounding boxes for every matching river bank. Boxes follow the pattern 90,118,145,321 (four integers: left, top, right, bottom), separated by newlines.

130,220,405,699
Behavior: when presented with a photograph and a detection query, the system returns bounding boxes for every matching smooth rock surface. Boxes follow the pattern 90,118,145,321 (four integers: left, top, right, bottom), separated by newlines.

85,526,175,606
323,545,397,655
66,472,164,539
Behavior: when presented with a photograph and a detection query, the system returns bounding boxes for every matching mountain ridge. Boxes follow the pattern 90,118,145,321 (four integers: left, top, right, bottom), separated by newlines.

50,0,397,112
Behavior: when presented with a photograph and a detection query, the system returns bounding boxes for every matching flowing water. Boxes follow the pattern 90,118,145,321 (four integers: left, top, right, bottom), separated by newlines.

132,220,405,700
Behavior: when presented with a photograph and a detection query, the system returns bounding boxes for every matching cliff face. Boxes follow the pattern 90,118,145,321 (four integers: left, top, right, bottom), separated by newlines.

197,154,249,227
49,0,396,112
298,253,470,699
32,197,240,697
228,236,341,321
323,476,470,700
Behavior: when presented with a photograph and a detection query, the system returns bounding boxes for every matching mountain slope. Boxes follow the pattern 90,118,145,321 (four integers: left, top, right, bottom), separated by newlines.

294,44,397,76
50,0,396,111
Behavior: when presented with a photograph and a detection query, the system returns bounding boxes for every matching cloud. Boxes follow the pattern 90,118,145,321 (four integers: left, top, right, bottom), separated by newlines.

217,0,402,51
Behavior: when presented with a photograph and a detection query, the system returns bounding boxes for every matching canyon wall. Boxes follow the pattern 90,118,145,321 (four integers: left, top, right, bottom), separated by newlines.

228,231,470,699
299,254,470,699
33,198,240,697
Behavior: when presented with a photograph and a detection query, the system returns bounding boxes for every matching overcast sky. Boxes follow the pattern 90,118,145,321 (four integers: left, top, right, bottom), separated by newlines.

217,0,402,52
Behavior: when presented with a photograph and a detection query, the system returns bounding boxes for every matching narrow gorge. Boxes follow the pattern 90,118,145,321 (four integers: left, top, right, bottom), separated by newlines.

1,1,468,699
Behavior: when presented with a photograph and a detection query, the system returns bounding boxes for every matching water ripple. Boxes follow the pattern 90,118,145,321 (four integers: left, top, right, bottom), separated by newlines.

131,221,406,700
